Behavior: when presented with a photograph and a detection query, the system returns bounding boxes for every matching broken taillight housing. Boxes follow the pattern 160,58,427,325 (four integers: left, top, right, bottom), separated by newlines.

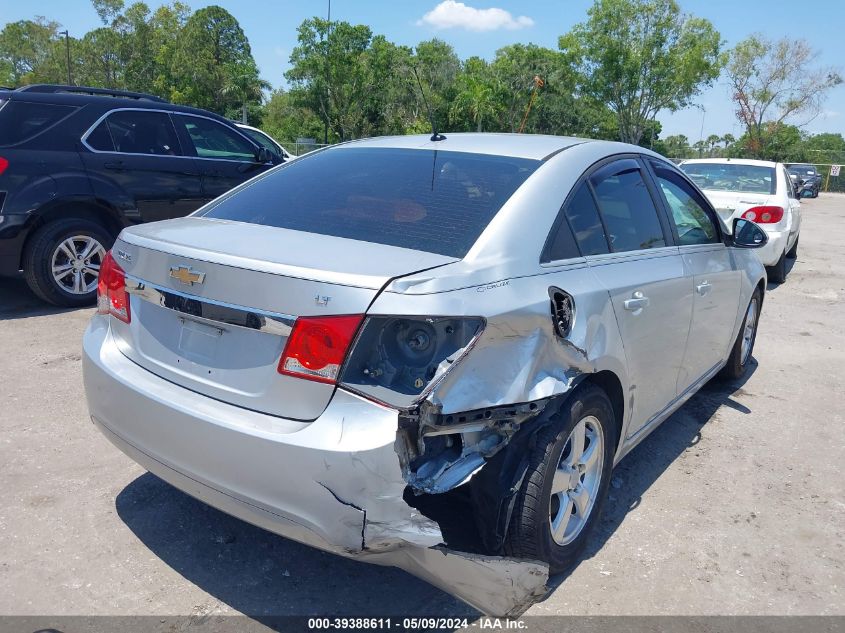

96,251,131,323
340,316,485,408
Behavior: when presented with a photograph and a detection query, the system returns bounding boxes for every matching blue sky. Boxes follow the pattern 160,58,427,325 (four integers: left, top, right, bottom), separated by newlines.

2,0,843,141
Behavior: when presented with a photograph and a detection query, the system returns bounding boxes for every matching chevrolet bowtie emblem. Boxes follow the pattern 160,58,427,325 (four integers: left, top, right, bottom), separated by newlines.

169,265,205,286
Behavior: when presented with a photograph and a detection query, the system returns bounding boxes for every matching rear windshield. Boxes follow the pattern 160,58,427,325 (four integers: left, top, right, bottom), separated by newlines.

0,100,77,146
680,162,776,195
200,147,539,257
788,166,817,176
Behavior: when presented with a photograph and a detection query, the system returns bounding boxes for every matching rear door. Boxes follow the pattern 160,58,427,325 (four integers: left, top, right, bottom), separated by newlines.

81,109,205,222
578,158,693,437
172,114,271,203
647,159,741,390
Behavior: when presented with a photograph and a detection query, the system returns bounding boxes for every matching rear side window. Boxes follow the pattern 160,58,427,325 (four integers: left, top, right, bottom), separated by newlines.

201,147,539,258
86,110,181,156
563,182,610,256
178,116,256,161
0,101,77,146
591,163,666,252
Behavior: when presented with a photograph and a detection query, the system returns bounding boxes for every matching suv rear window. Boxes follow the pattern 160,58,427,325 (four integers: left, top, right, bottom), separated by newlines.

200,147,539,258
0,100,77,146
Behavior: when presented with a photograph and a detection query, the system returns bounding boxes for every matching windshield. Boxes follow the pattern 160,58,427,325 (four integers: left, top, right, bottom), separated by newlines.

200,147,539,258
680,162,776,195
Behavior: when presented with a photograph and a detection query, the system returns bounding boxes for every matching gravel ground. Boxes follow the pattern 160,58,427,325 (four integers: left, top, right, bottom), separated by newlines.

0,194,843,620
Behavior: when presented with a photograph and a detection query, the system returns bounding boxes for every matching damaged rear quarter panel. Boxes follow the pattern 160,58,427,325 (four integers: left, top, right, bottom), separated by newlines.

370,263,629,500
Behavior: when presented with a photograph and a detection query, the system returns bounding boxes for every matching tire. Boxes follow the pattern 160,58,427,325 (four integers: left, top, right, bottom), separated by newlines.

504,383,616,574
786,234,799,259
766,249,787,283
23,218,113,307
719,287,762,381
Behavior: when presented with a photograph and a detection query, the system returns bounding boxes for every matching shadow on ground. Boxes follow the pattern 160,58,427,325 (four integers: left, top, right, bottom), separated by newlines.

115,362,756,626
0,277,83,320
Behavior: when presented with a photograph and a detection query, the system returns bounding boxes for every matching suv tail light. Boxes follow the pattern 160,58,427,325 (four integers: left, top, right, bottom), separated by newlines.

278,315,364,384
96,251,131,323
339,316,485,408
742,206,783,224
0,157,8,176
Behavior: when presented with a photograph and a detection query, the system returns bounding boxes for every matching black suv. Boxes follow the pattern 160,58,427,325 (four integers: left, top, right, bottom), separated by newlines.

0,84,280,306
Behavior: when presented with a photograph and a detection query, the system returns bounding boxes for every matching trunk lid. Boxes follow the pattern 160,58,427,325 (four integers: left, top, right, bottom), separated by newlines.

109,217,457,420
700,190,774,233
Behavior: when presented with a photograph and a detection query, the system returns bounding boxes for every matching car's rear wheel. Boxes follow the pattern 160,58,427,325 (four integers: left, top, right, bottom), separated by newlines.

766,250,787,283
23,219,113,307
504,384,616,574
720,287,762,380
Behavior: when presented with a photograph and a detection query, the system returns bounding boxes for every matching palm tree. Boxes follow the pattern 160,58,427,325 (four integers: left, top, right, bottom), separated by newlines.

222,61,271,123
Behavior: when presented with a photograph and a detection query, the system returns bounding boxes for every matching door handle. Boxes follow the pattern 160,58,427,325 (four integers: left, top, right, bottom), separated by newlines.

103,161,125,170
696,281,712,296
623,291,650,312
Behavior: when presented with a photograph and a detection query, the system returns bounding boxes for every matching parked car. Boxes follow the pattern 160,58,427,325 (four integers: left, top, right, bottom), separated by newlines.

786,163,821,198
0,84,279,307
235,123,291,162
83,134,768,615
680,158,800,283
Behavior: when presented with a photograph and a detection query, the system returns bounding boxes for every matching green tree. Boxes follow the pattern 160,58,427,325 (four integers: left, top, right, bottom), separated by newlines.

560,0,723,144
727,35,843,158
449,57,500,132
222,58,270,123
170,5,254,112
286,18,373,141
0,17,61,85
663,134,690,157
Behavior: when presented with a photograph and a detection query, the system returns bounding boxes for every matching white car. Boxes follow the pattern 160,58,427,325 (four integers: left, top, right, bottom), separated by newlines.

680,158,801,282
235,123,291,162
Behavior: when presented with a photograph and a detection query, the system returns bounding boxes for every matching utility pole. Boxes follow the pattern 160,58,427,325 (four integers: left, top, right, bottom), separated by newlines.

59,30,72,85
323,0,331,145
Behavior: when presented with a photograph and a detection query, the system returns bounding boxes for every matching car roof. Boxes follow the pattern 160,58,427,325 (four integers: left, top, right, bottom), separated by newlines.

0,84,235,125
682,157,782,168
336,132,597,161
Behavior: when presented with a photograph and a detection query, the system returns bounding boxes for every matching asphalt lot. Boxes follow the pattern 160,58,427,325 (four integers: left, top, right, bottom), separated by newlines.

0,194,843,620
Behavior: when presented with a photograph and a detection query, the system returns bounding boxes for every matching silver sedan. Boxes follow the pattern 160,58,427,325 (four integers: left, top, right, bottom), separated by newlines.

83,133,768,615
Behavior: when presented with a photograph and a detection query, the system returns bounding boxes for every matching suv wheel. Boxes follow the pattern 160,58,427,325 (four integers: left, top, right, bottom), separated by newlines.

23,219,113,307
504,384,616,574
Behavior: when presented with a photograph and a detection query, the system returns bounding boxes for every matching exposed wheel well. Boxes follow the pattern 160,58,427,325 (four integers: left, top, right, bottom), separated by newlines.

20,200,123,268
579,370,624,453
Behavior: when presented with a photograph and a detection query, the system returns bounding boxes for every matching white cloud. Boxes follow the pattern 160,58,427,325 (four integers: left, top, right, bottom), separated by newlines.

417,1,534,32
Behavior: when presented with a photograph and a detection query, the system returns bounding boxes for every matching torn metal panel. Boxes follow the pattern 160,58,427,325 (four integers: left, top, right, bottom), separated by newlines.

374,546,549,617
397,399,552,495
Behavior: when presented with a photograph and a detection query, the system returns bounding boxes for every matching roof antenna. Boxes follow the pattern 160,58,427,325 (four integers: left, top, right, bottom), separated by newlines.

412,66,446,142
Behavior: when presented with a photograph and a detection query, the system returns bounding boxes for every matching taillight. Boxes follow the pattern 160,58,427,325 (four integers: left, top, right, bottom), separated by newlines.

339,316,485,408
278,315,364,384
96,251,131,323
742,206,783,224
0,157,8,176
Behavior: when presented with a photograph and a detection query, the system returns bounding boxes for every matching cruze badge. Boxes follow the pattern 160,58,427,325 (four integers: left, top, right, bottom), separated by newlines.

169,265,206,286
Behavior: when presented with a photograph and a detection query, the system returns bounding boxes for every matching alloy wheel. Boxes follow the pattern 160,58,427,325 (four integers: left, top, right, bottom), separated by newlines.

549,415,605,546
50,235,106,295
740,297,759,366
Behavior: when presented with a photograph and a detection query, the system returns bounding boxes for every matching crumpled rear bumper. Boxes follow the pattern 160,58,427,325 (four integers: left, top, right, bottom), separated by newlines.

82,315,548,615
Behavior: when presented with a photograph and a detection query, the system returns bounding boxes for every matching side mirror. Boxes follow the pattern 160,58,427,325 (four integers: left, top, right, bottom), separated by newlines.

255,146,272,164
732,218,768,249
